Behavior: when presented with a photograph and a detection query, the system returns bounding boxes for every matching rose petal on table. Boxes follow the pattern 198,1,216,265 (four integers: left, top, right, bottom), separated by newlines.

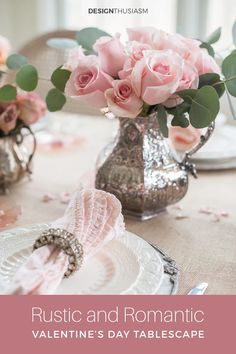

0,205,22,229
42,193,56,203
175,213,189,220
220,211,229,217
199,206,213,215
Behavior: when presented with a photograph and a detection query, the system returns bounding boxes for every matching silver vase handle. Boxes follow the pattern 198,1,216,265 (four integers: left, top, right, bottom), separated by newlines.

179,122,215,178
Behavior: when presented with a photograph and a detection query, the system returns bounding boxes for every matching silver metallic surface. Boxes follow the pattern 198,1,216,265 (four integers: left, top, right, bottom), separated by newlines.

0,130,36,193
96,113,215,220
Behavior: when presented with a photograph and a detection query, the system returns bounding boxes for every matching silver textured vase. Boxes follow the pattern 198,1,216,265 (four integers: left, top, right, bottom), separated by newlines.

95,113,214,220
0,128,36,194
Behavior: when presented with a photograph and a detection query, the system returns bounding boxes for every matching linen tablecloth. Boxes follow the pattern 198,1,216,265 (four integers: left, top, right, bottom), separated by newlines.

0,112,236,294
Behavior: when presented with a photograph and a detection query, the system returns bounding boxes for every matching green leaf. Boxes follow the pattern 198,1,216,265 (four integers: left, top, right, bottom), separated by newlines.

46,88,66,112
47,38,78,50
0,85,17,101
177,89,198,104
157,105,168,138
232,20,236,46
171,115,190,128
6,53,28,69
206,27,221,45
199,73,225,97
76,27,111,54
200,42,215,57
189,86,220,128
51,66,71,92
222,53,236,96
166,101,190,116
16,64,38,91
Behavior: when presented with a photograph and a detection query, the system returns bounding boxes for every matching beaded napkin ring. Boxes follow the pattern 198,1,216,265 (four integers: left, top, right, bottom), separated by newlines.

33,228,84,278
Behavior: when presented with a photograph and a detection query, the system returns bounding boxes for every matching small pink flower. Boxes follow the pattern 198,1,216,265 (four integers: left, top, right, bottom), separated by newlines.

169,125,201,151
64,46,85,71
119,41,151,79
65,55,113,108
131,50,184,105
17,92,46,125
0,35,11,65
0,103,19,134
127,27,160,46
105,79,143,118
195,48,220,75
93,35,126,77
164,61,199,108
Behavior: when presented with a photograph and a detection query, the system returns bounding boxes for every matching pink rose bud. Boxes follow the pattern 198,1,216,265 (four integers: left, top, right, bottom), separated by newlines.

131,50,183,105
105,79,143,118
17,92,46,125
64,46,85,71
93,35,126,77
65,55,113,108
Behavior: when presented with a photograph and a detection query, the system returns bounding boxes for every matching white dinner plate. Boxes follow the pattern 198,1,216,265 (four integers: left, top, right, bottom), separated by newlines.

0,224,164,295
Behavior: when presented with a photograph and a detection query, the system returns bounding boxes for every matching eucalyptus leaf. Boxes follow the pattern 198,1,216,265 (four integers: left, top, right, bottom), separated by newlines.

166,101,190,116
222,53,236,96
189,86,220,128
0,85,17,101
51,66,71,92
232,20,236,46
171,115,189,128
46,88,66,112
176,89,197,104
6,54,28,70
157,105,168,138
47,38,78,50
199,73,225,97
200,42,215,57
76,27,111,54
206,27,221,45
16,64,38,91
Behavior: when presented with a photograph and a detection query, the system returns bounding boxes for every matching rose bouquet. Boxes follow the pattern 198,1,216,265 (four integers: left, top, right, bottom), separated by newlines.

1,25,236,139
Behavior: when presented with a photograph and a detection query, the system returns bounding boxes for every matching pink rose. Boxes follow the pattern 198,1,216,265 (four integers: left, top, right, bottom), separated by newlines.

17,92,46,125
0,35,11,65
195,49,220,75
119,41,151,79
64,46,85,71
65,55,113,108
170,125,201,151
0,103,19,134
105,79,143,118
131,50,184,105
93,35,126,78
127,27,160,46
164,61,199,107
158,33,201,64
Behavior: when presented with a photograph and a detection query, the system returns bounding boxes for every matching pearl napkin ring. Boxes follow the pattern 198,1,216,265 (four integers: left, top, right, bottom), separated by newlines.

33,228,84,278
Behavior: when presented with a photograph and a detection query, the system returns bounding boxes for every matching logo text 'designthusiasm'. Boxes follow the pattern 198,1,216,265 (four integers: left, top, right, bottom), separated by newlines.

88,8,149,15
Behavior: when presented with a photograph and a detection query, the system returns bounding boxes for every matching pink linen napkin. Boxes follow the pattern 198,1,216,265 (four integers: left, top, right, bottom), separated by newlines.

6,188,124,295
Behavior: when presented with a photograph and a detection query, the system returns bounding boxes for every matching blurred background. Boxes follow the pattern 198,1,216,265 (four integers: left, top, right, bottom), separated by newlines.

0,0,236,116
0,0,236,50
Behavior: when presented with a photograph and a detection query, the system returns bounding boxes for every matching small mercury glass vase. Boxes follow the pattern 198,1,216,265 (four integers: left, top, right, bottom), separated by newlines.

0,128,36,194
95,112,214,220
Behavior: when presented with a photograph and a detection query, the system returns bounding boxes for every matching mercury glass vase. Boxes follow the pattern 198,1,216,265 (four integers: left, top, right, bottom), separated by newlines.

0,129,36,194
95,112,214,220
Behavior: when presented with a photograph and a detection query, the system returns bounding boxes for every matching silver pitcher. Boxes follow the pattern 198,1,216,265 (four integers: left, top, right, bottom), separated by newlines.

95,112,214,220
0,128,36,194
